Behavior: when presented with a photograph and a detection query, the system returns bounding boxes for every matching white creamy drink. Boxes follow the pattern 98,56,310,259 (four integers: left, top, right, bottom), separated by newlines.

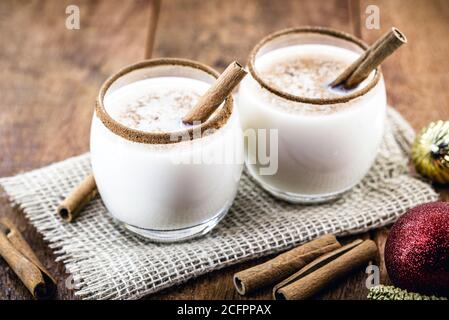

106,77,206,132
91,60,243,241
239,28,386,203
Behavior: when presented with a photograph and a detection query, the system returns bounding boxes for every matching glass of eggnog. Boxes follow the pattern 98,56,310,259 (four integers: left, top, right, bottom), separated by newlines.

238,27,387,203
91,59,243,242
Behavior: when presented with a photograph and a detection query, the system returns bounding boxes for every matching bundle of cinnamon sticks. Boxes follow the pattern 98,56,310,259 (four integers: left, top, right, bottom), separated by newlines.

0,218,56,299
233,234,378,300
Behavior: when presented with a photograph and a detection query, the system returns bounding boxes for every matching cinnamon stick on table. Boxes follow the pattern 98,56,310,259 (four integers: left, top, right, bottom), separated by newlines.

331,27,407,89
274,240,378,300
0,218,56,299
233,234,341,295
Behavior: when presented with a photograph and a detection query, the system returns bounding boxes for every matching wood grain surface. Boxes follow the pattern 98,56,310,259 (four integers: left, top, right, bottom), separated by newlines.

0,0,447,300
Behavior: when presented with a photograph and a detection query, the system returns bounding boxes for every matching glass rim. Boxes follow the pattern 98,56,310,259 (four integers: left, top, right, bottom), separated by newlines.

95,58,233,144
247,26,382,105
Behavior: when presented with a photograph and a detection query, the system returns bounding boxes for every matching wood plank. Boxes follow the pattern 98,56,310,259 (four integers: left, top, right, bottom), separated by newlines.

358,0,449,130
154,0,353,68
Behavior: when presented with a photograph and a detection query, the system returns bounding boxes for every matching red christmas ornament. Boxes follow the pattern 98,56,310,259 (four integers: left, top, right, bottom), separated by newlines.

385,202,449,296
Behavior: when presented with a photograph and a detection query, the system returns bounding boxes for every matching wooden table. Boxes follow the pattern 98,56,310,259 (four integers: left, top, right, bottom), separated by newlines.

0,0,448,300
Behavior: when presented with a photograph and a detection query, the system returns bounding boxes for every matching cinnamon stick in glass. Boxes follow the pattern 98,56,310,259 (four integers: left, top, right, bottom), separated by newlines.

57,174,97,222
233,234,341,295
182,61,247,124
0,218,56,299
331,27,407,89
274,239,378,300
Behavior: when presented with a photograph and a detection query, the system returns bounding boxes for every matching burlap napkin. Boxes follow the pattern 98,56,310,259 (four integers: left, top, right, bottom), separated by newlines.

0,107,438,300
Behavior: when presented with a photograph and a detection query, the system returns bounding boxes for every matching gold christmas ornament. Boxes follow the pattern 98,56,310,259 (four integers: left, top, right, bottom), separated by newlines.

412,120,449,184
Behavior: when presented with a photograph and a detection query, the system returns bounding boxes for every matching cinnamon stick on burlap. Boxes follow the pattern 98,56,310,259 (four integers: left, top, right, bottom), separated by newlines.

233,234,341,295
331,27,407,89
0,218,56,299
274,240,378,300
182,61,247,124
57,174,97,222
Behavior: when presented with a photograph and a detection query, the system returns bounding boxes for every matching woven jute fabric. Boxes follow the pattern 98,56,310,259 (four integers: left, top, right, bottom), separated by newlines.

0,107,438,300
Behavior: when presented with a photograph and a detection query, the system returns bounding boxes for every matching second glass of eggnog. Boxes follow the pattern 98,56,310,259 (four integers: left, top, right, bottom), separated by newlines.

238,27,387,203
91,59,243,242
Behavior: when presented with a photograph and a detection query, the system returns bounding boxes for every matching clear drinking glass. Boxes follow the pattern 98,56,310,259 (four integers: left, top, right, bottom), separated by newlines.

91,59,243,242
238,27,387,203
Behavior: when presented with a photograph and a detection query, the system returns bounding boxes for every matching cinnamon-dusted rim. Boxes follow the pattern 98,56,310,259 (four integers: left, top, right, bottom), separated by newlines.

248,26,382,105
96,58,233,144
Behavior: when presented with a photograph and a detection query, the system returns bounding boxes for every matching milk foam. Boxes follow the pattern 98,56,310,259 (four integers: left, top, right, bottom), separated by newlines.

257,44,371,99
104,77,210,132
